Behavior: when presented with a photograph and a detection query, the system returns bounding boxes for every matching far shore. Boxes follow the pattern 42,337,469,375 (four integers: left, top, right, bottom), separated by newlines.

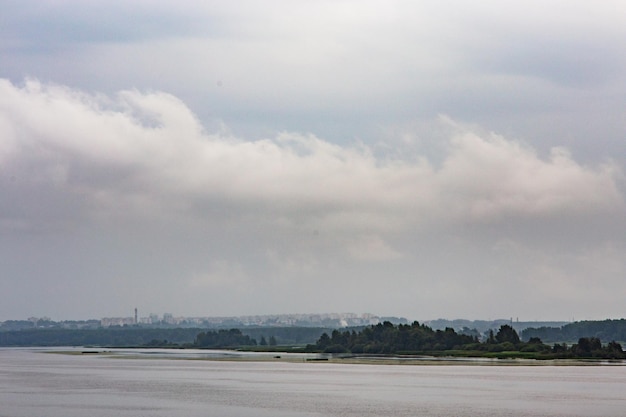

44,348,626,366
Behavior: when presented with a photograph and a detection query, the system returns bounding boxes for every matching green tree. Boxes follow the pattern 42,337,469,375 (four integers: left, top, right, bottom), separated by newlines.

572,337,602,356
316,333,331,350
606,341,623,354
194,329,256,348
495,325,520,345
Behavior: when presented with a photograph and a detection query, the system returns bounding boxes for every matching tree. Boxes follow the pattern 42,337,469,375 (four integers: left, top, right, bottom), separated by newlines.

606,341,623,354
260,336,267,346
316,333,331,350
573,337,602,356
269,336,277,346
495,325,520,345
194,329,256,348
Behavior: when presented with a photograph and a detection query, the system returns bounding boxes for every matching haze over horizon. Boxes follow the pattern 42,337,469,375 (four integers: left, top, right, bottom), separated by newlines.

1,1,625,322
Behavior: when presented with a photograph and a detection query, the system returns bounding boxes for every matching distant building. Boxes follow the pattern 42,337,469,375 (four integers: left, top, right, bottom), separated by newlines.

100,317,135,327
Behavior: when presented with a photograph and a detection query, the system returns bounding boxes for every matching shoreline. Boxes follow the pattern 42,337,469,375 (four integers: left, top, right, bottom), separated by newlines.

41,347,626,366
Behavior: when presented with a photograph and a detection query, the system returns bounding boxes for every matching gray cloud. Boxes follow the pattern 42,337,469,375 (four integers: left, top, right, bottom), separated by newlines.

1,79,624,320
2,80,622,232
2,1,626,321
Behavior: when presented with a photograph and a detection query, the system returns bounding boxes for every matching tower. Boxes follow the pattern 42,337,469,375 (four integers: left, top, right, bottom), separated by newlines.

134,308,138,324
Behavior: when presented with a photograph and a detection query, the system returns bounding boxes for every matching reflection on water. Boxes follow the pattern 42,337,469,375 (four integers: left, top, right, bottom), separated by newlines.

1,348,626,417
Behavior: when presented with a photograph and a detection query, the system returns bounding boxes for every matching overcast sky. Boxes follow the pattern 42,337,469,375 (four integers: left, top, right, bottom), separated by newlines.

1,1,625,322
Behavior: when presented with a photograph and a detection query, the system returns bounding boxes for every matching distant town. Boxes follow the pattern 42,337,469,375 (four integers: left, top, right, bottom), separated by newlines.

1,311,569,336
101,311,395,328
1,312,405,331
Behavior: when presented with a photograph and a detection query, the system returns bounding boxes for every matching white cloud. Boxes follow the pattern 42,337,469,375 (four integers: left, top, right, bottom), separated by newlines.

437,130,623,221
2,78,626,320
1,78,623,236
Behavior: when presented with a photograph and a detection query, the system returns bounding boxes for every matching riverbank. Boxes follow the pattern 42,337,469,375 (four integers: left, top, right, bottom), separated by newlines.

44,347,626,366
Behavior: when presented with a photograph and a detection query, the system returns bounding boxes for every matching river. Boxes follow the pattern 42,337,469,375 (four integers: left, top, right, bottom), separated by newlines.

1,348,625,416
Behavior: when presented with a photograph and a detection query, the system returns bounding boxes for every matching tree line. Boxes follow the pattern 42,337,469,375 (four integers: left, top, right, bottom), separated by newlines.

0,327,203,347
521,319,626,343
193,329,256,348
306,321,626,359
3,320,626,359
0,326,327,347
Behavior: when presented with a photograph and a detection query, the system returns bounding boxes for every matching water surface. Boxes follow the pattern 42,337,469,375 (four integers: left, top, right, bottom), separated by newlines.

1,348,625,416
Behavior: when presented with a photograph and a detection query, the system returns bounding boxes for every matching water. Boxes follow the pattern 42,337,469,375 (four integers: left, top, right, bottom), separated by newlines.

1,348,625,416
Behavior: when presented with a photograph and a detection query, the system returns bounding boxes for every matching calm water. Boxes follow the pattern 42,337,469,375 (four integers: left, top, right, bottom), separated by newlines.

1,348,626,417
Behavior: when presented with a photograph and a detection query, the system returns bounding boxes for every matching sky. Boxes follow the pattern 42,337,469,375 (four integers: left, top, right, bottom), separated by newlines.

1,1,625,322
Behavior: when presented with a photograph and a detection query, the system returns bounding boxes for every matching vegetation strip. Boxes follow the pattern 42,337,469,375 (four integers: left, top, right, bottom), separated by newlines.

304,322,626,360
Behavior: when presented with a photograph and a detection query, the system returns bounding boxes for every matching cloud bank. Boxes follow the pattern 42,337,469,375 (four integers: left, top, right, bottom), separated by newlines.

1,78,625,320
2,79,622,230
